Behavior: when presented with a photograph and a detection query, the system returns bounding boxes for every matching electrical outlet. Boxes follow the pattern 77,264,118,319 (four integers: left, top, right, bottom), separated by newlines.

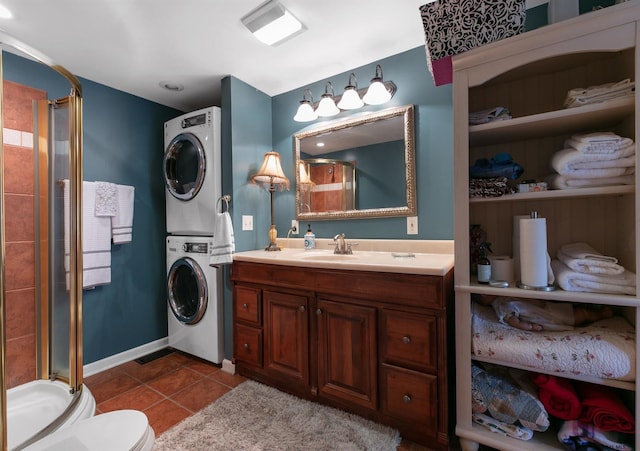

242,215,253,231
291,219,299,235
407,216,418,235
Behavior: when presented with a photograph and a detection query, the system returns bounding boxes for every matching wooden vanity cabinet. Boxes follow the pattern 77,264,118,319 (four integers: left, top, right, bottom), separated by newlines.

231,260,454,449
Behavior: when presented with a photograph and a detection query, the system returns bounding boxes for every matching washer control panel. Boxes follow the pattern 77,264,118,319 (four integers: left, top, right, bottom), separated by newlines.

183,242,210,254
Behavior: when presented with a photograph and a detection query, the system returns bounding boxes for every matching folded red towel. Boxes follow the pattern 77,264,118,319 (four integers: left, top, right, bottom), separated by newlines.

575,382,635,433
531,373,581,420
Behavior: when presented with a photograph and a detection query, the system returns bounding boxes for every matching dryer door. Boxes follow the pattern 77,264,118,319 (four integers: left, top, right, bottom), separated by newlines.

164,132,206,201
167,256,208,325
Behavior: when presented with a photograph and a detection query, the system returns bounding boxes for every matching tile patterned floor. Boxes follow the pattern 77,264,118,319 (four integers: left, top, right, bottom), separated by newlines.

83,349,433,450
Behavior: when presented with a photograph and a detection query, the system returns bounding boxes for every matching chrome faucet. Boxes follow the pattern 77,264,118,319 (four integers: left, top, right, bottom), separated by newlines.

333,233,352,254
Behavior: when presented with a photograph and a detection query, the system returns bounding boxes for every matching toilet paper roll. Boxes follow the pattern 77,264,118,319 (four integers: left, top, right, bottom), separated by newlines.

519,216,549,287
489,255,514,282
513,214,530,282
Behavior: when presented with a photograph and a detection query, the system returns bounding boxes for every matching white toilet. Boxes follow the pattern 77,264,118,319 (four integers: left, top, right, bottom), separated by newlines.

23,410,155,451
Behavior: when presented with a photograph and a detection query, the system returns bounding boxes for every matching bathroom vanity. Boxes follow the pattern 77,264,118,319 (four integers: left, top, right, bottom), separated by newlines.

231,240,454,448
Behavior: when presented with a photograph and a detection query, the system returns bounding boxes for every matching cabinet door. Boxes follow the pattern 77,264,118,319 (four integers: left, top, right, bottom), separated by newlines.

264,290,310,387
316,298,377,410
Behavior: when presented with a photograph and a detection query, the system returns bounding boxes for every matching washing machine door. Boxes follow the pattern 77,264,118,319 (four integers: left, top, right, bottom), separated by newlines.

167,257,208,325
164,133,206,201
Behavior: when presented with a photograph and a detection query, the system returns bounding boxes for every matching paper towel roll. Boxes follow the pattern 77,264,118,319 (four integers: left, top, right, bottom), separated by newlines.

519,215,549,287
489,255,514,282
513,214,530,282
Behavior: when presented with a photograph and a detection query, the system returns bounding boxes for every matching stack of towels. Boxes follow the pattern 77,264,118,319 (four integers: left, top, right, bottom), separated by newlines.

468,106,512,125
532,374,634,451
547,132,636,190
64,180,135,290
551,242,636,295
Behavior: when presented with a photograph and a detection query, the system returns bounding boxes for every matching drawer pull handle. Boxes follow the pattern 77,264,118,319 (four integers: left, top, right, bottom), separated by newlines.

299,305,306,312
316,308,322,316
403,394,412,404
243,343,249,350
402,336,411,344
242,303,248,309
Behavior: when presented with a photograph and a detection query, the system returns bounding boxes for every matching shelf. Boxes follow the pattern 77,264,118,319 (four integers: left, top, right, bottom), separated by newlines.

469,185,634,204
471,356,636,391
455,282,640,307
456,423,568,451
469,97,634,147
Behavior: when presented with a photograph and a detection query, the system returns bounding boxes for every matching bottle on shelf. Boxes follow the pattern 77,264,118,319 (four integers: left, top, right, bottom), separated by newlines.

477,242,492,284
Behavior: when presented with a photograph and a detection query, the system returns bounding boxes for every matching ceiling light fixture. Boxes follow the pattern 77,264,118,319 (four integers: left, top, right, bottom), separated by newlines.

241,0,306,46
337,73,364,110
0,4,12,19
159,81,184,92
363,64,392,105
293,88,318,122
316,82,340,117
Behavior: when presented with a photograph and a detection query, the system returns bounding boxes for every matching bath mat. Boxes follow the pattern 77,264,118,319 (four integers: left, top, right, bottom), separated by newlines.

154,380,401,451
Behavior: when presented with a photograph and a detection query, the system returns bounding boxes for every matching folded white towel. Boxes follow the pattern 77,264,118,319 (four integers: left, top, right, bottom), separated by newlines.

94,181,118,216
64,180,112,289
112,184,135,244
546,173,635,189
565,136,633,157
551,165,635,180
568,132,624,154
551,259,636,295
557,242,624,276
551,146,635,175
564,79,635,108
209,212,235,266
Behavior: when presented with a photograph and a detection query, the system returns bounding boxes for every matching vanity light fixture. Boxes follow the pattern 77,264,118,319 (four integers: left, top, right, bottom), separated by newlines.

363,64,392,105
316,82,340,117
337,73,364,110
251,151,290,251
241,0,306,46
293,89,318,122
291,65,397,122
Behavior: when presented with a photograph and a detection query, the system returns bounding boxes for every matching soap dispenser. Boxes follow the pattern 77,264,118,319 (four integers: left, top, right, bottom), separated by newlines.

304,224,315,250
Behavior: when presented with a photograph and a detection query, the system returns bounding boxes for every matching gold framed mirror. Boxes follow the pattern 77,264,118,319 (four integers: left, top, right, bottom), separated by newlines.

294,104,416,220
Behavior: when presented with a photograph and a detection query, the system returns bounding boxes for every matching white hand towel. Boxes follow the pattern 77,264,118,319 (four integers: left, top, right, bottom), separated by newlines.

64,180,112,289
551,259,636,295
209,212,235,266
112,184,135,244
94,181,118,216
557,241,626,276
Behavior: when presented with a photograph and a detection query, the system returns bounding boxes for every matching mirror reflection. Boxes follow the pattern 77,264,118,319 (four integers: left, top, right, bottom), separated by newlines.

294,104,416,220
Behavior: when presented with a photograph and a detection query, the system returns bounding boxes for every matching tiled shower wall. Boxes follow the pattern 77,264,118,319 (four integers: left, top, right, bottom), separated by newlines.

3,80,46,388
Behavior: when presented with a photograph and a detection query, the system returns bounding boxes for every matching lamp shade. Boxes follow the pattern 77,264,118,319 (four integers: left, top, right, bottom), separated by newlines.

337,73,364,110
251,151,290,190
298,161,314,189
316,81,340,117
363,64,392,105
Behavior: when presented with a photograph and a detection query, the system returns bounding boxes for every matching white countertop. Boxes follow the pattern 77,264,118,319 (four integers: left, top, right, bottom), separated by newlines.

232,239,454,276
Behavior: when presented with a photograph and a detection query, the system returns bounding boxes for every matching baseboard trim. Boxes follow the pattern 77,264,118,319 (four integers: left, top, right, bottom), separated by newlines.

83,337,169,377
221,359,235,375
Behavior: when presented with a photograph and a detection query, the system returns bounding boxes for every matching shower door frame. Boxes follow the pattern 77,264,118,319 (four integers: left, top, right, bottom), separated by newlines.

0,32,83,450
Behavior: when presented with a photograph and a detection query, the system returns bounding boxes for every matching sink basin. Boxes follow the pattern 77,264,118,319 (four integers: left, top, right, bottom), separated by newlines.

301,253,358,262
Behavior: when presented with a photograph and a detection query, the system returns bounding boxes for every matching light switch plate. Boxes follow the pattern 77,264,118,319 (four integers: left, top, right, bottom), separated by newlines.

242,215,253,231
407,216,418,235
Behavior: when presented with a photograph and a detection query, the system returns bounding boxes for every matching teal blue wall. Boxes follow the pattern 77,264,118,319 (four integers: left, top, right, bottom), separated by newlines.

270,47,454,240
3,53,181,364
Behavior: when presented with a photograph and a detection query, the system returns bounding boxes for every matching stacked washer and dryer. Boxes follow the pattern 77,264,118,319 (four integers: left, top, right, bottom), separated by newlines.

163,106,224,364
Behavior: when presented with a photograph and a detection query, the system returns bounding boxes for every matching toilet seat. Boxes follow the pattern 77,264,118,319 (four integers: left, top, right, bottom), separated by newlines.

24,410,155,451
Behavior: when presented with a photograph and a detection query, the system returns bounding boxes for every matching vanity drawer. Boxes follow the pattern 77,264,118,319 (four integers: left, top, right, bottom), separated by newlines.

235,324,263,368
381,309,437,373
234,285,261,325
381,364,437,432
